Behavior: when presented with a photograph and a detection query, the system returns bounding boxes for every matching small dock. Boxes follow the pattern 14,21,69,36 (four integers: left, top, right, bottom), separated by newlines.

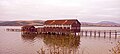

6,28,120,39
6,28,21,32
80,29,120,38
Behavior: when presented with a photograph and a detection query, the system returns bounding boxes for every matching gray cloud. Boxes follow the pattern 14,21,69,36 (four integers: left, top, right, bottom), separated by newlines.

0,0,120,23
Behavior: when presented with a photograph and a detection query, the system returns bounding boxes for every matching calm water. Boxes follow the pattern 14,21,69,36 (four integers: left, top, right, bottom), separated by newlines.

0,26,120,54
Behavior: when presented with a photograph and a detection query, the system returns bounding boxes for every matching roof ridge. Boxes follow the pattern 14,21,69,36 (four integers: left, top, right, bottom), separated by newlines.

44,19,79,25
50,20,55,24
46,19,77,21
62,20,68,24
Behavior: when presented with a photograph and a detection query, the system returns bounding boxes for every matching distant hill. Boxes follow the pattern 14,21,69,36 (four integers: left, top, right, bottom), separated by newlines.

0,20,44,26
81,21,120,27
0,20,120,27
0,21,5,23
97,21,119,25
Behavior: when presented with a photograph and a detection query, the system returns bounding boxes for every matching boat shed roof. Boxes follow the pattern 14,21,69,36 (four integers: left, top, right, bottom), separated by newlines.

44,19,81,25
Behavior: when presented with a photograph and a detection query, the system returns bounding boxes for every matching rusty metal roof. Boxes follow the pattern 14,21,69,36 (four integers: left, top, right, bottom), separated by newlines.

44,19,80,25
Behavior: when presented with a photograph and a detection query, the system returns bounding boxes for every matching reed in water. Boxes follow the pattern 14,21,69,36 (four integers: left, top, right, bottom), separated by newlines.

109,41,120,54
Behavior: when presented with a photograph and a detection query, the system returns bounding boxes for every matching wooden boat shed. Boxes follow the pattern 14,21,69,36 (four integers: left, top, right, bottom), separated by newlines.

21,19,81,35
42,19,81,34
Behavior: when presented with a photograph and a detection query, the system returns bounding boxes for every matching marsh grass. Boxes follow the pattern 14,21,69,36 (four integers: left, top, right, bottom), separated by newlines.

109,41,120,54
37,46,81,54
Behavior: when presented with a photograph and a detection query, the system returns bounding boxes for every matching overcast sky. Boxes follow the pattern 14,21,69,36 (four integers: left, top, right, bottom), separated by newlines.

0,0,120,23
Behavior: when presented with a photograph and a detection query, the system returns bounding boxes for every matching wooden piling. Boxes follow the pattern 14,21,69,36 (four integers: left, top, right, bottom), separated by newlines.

98,31,100,37
81,31,83,36
90,31,92,37
109,30,111,38
78,32,80,36
80,29,119,39
104,31,106,38
94,31,96,37
75,32,76,36
85,31,87,36
115,30,117,39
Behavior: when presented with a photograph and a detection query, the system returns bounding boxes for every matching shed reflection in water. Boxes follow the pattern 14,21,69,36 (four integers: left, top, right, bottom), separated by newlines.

41,35,81,54
43,35,80,48
21,34,37,42
21,34,81,54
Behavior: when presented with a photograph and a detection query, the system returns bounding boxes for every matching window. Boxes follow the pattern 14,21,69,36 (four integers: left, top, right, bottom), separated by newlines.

71,27,76,29
76,21,77,24
77,27,80,29
67,27,70,29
